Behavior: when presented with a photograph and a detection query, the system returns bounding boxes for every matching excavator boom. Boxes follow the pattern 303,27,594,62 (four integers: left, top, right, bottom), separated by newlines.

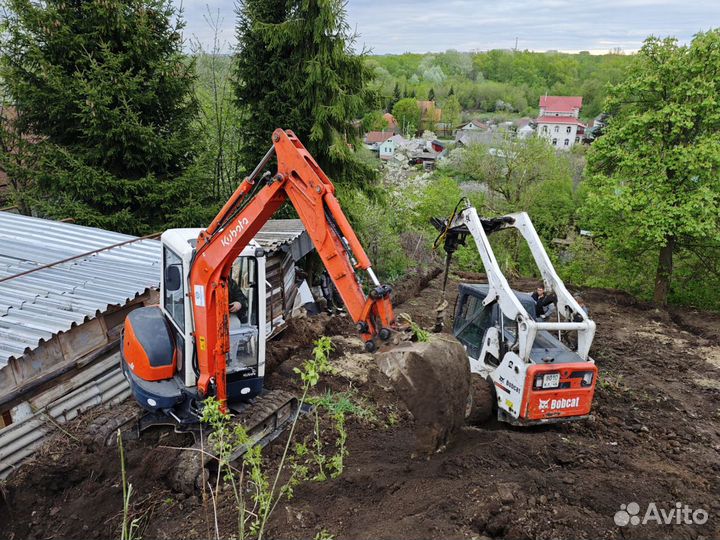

190,129,395,404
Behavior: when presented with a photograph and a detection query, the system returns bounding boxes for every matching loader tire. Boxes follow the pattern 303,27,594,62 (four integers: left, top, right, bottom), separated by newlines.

465,374,495,425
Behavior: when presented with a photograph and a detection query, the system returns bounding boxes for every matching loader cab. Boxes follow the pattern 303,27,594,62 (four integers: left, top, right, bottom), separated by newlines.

453,283,584,369
453,284,520,366
160,229,267,400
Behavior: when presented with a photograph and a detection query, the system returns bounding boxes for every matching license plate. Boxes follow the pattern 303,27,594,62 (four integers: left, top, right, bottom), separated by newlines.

542,373,560,388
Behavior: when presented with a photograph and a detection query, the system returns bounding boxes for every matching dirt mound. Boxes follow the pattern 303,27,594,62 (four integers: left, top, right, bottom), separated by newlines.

377,335,470,453
0,427,191,540
670,308,720,344
391,265,443,305
266,312,355,373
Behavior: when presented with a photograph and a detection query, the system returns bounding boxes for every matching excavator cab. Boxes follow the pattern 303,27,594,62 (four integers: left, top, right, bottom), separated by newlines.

122,228,267,419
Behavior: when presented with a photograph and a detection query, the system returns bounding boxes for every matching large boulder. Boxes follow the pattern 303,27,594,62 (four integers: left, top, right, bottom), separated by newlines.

376,335,470,454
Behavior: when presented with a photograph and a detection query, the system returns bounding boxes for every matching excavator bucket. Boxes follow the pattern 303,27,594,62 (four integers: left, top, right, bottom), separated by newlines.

376,335,470,454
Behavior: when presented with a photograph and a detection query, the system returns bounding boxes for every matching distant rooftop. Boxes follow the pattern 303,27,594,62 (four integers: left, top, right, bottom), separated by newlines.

539,96,583,112
365,131,394,144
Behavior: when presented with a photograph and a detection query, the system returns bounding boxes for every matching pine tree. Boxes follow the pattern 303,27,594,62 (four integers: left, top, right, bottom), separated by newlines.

449,86,455,96
233,0,376,188
233,0,292,175
0,0,205,234
387,82,401,112
428,87,435,101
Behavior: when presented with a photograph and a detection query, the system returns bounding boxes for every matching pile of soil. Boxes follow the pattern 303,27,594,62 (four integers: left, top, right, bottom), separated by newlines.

2,269,719,540
377,335,470,453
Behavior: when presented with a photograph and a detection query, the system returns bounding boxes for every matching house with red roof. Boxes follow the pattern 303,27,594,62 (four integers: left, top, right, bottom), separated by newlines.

383,112,399,133
536,96,585,150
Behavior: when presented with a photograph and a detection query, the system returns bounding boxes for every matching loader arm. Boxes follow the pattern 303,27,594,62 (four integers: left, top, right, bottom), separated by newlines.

190,129,395,405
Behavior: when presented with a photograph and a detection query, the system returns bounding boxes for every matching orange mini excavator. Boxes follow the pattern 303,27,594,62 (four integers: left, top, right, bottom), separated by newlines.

118,129,397,459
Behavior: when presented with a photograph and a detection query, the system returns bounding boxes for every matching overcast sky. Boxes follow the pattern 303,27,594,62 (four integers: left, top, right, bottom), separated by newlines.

180,0,720,55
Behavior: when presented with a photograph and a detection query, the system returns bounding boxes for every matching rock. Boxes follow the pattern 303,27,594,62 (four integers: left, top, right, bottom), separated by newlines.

376,335,470,454
497,483,515,504
539,495,548,504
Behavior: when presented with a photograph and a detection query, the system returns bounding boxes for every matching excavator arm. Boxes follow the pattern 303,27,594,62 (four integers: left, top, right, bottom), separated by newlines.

190,129,395,404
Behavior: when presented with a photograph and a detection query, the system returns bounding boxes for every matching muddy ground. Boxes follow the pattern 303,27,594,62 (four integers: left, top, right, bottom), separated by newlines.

2,269,719,540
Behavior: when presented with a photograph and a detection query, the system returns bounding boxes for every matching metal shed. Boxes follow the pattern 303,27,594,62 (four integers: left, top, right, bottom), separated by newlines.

0,214,313,412
0,212,161,418
254,219,313,333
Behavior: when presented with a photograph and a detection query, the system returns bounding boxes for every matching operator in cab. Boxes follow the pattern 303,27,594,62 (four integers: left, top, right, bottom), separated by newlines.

531,285,557,320
229,278,248,320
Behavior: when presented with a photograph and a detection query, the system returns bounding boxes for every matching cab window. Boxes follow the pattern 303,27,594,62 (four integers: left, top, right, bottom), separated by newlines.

163,247,185,331
455,293,494,357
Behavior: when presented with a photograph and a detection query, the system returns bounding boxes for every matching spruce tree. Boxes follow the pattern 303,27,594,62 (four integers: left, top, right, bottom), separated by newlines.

387,82,401,112
233,0,292,175
233,0,376,188
428,87,435,101
0,0,204,234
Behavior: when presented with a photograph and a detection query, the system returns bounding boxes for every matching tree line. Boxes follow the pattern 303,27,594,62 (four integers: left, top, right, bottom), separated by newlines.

368,49,633,120
0,0,376,235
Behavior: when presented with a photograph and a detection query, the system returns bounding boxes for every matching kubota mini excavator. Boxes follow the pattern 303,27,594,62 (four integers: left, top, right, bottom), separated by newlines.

115,130,399,486
433,199,598,426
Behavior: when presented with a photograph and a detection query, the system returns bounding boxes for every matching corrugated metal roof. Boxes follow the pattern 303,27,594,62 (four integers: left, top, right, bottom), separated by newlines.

0,212,161,366
0,214,309,367
253,219,306,253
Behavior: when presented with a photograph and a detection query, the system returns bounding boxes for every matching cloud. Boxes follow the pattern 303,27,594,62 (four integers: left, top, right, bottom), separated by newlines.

178,0,720,55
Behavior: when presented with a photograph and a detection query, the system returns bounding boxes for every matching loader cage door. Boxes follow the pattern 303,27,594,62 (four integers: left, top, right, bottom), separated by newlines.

454,292,495,359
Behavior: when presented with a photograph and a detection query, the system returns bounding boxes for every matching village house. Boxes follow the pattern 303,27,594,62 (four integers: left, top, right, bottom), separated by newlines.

417,100,442,131
379,134,407,160
458,119,488,131
536,96,585,150
454,119,489,146
363,130,394,152
383,112,399,134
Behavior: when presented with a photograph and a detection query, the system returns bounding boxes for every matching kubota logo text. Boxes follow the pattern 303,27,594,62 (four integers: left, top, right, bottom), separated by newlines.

221,217,250,247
